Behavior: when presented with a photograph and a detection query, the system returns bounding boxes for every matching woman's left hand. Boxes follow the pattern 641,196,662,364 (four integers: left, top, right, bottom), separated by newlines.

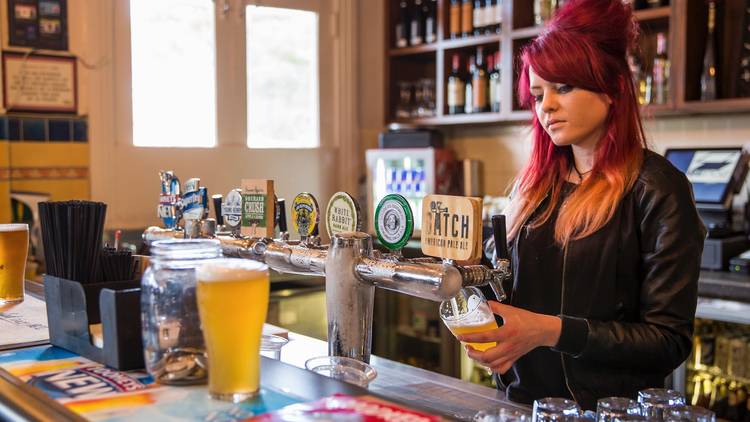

457,301,562,374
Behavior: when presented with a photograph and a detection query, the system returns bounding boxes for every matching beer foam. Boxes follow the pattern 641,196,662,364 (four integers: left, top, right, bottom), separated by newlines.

196,258,268,282
0,224,28,232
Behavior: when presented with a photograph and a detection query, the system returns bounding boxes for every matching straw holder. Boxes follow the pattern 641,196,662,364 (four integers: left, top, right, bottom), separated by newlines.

43,275,144,370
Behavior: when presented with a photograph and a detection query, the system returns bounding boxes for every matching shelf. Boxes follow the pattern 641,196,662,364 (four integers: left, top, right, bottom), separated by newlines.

440,33,502,50
633,6,671,22
389,43,439,57
396,325,442,344
680,98,750,114
510,26,544,40
394,112,505,126
640,103,677,117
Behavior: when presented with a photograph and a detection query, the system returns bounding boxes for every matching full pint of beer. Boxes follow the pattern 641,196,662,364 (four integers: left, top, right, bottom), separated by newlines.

196,258,269,402
0,224,28,304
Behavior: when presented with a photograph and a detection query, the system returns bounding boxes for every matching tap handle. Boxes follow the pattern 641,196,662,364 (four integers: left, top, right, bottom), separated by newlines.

212,194,224,226
491,214,509,262
277,198,288,233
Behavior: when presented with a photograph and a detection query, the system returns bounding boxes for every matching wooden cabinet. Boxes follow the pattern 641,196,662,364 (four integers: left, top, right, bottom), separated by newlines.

385,0,750,126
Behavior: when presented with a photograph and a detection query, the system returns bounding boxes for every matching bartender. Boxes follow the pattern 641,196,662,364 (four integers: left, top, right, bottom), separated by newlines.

461,0,707,410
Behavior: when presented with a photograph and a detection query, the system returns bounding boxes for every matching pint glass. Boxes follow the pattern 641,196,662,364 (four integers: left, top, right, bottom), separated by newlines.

0,224,29,304
440,287,499,351
196,258,269,402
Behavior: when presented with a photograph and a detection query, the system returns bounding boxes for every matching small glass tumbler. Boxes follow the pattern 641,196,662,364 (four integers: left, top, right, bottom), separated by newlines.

260,334,289,360
532,398,582,422
664,406,715,422
474,407,530,422
637,389,686,421
597,397,641,422
305,356,377,388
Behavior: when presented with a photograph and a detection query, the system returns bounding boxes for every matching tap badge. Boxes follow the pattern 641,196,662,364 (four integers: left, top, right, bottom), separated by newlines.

291,193,319,238
325,192,362,239
374,194,413,251
182,178,207,221
158,171,181,228
222,189,243,228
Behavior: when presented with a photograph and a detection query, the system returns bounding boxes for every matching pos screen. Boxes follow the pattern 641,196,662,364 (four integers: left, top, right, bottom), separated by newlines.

664,148,744,205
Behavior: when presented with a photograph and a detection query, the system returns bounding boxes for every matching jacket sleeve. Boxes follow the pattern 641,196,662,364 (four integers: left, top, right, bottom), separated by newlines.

554,165,706,373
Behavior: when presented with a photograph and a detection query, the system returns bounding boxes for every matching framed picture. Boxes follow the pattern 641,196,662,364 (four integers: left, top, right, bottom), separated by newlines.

8,0,68,51
2,52,77,113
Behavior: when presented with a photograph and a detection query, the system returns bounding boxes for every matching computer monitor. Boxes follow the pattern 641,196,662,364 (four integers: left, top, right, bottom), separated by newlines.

664,147,746,207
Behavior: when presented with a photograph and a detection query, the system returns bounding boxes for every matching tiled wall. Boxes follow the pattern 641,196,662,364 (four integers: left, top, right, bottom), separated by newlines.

0,116,89,223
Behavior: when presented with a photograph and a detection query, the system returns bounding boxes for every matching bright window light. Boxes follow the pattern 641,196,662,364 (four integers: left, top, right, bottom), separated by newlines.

246,6,319,149
130,0,216,147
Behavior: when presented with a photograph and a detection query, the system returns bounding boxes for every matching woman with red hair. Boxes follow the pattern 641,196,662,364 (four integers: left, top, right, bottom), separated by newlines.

459,0,706,410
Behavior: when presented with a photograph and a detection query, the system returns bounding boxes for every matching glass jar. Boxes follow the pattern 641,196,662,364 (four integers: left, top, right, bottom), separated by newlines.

141,239,221,385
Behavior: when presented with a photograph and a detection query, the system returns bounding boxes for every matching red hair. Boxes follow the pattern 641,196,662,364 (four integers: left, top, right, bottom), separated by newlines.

508,0,647,246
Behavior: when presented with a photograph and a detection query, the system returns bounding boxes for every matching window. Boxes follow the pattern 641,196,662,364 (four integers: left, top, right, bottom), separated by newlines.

129,0,217,147
246,6,319,148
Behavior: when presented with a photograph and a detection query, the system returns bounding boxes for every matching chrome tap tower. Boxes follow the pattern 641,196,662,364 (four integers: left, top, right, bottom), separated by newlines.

144,174,510,363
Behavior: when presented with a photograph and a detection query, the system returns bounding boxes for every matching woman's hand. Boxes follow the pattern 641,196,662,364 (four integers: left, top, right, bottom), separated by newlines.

457,302,562,374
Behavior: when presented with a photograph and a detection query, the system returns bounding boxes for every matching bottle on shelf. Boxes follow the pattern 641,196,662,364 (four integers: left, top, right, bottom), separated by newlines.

450,0,461,39
473,0,484,36
472,47,489,112
652,32,670,105
494,0,503,34
396,0,410,48
700,0,718,101
461,0,473,38
483,0,495,35
489,51,501,112
646,0,664,8
465,54,475,114
425,0,437,44
410,0,425,46
534,0,553,26
448,54,466,115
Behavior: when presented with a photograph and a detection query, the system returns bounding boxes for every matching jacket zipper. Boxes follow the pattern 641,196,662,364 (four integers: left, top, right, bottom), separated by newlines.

559,244,580,403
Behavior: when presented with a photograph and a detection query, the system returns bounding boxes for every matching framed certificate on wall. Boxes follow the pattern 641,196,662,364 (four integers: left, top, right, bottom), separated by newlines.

2,52,77,113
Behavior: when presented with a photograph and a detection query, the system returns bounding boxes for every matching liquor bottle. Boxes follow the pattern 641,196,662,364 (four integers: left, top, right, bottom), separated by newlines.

465,55,475,114
410,0,425,46
473,47,489,112
450,0,461,39
647,0,663,8
447,54,466,115
652,32,670,105
425,0,437,44
489,51,501,112
534,0,553,26
484,0,495,35
701,0,718,101
461,0,473,38
396,0,410,48
473,0,484,36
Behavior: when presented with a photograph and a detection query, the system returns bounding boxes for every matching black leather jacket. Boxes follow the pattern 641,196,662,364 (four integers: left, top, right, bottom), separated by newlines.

498,150,707,410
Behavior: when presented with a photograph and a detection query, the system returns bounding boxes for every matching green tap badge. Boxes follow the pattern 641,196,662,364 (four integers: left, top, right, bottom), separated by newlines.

374,194,413,250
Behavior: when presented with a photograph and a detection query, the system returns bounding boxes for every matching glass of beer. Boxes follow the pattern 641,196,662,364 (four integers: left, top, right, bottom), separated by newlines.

0,224,29,304
440,287,498,351
196,258,270,402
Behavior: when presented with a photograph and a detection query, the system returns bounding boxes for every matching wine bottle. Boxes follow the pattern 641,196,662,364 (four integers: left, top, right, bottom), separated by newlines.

701,0,718,101
425,0,437,43
484,0,495,35
461,0,473,38
447,54,466,115
494,0,503,34
450,0,461,39
410,0,425,46
465,55,475,113
489,51,501,112
652,32,670,105
396,0,410,48
473,0,484,36
472,47,489,112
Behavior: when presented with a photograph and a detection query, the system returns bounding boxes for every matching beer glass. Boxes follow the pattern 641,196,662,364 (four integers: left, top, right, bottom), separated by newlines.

474,407,530,422
196,258,270,402
637,389,685,421
597,397,641,422
532,398,581,422
0,224,29,304
440,287,499,351
305,356,377,388
260,334,289,360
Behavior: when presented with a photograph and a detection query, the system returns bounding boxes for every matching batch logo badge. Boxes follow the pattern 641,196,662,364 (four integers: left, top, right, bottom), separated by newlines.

374,194,413,250
325,192,361,238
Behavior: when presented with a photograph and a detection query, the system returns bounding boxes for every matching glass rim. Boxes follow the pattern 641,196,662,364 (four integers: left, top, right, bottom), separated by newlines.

304,356,377,382
439,286,486,322
150,238,221,257
261,334,290,351
598,397,638,409
0,223,29,231
637,388,684,405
